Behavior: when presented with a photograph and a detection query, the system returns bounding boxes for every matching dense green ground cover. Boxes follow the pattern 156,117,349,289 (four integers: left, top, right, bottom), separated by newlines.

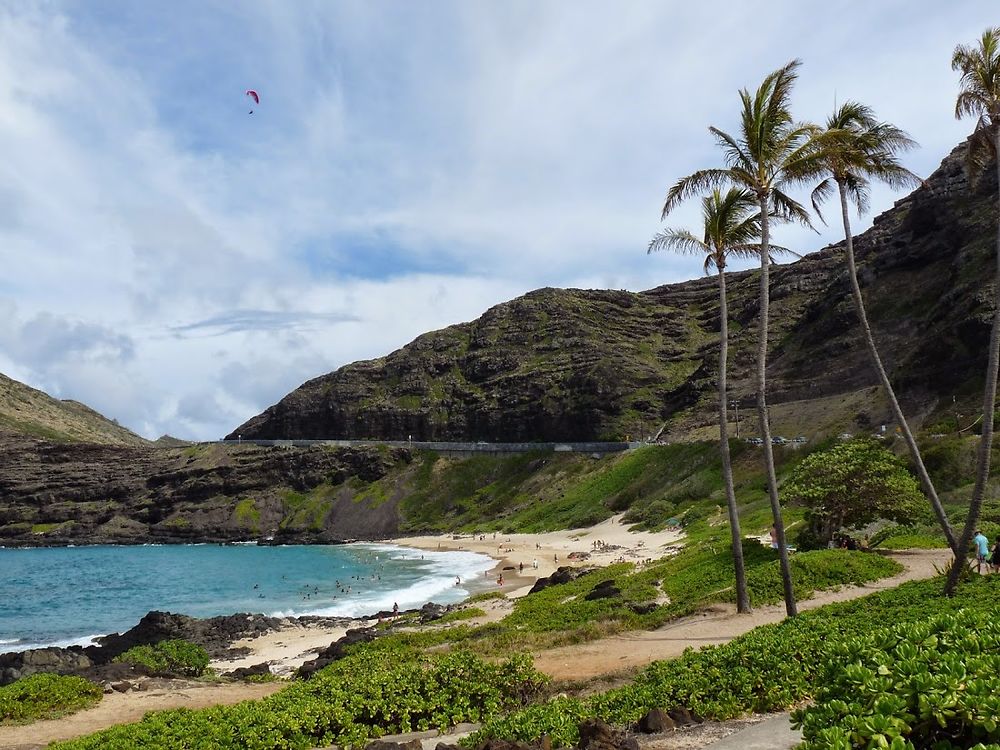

113,639,210,677
52,650,545,750
469,575,1000,747
0,674,102,725
795,610,1000,749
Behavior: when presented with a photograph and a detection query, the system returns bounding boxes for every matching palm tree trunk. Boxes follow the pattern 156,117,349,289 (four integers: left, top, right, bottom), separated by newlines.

836,181,959,555
718,267,751,613
756,193,797,617
945,129,1000,595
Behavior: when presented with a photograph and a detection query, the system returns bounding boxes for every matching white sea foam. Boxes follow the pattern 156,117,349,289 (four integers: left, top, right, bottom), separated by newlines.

269,544,494,619
0,634,103,653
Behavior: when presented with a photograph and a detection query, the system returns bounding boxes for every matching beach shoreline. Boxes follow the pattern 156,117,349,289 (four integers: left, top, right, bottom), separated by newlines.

208,514,684,673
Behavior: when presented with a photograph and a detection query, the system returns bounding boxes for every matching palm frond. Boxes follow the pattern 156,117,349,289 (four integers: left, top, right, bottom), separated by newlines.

660,169,731,219
647,228,708,256
770,188,815,230
810,177,835,224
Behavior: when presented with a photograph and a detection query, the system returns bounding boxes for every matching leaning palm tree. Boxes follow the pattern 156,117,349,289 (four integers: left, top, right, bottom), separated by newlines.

649,187,778,614
660,60,822,617
945,28,1000,594
811,102,959,556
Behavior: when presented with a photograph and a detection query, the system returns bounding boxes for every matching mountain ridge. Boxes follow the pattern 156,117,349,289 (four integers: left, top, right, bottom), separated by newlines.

228,139,995,443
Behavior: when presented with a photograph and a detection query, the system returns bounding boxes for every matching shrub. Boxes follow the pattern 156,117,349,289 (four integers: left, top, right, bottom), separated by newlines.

113,639,209,677
0,673,102,724
794,610,1000,748
53,649,546,749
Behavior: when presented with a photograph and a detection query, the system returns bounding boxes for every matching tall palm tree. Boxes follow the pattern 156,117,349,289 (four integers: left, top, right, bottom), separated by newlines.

660,60,822,617
811,102,959,556
649,188,775,614
945,28,1000,594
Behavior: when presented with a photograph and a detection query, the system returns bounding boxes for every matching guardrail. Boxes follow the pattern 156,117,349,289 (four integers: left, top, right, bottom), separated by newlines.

214,439,639,454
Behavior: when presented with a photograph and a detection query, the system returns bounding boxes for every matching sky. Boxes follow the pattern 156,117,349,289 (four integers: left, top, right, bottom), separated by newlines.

0,1,991,441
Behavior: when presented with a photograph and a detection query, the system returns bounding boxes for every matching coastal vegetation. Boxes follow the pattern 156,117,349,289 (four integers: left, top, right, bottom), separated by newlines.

51,651,545,750
113,640,210,678
0,674,102,725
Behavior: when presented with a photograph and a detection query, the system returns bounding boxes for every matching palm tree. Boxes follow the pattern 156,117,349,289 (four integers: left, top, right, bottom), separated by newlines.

811,102,959,556
945,28,1000,594
661,60,822,617
649,188,774,614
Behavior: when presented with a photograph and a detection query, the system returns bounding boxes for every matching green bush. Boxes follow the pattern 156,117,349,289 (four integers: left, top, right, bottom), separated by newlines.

113,639,209,677
54,649,546,750
0,673,102,725
794,610,1000,749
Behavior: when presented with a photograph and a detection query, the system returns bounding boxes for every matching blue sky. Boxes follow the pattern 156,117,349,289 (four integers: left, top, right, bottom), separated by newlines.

0,1,990,440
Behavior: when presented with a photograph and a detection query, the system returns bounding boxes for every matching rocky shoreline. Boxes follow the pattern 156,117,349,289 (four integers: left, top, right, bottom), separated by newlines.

0,600,463,688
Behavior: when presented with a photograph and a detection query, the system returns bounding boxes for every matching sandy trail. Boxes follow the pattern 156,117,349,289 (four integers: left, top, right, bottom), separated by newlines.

532,549,952,680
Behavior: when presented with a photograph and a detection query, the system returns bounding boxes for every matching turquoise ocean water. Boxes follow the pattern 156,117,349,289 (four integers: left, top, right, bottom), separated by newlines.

0,543,493,652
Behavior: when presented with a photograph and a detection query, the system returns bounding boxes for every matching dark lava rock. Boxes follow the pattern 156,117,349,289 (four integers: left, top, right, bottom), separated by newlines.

419,603,449,622
298,627,379,679
224,662,272,680
0,647,93,686
628,602,658,615
528,566,595,595
366,740,423,750
584,580,621,601
87,610,285,663
636,708,675,733
577,719,638,750
666,707,703,726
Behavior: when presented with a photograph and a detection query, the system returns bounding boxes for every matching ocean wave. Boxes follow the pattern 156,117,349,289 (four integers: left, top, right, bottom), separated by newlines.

269,545,494,619
0,634,103,653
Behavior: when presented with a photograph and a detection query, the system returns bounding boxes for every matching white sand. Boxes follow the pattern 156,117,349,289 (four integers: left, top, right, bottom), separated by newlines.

392,514,684,597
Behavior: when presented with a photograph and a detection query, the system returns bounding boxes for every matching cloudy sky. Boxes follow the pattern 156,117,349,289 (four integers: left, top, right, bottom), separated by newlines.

0,1,990,440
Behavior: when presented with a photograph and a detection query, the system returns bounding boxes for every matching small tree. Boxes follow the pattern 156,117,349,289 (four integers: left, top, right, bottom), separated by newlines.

783,439,927,549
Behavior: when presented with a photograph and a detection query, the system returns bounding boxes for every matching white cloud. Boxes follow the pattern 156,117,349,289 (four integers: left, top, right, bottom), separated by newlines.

0,0,992,439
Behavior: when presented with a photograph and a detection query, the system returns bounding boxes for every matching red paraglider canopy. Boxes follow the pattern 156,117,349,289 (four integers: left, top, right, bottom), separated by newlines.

245,89,260,105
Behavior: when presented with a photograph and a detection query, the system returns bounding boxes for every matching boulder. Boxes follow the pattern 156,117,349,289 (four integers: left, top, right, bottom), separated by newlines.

366,741,423,750
419,603,449,622
636,708,675,733
583,580,621,601
224,662,272,680
577,719,638,750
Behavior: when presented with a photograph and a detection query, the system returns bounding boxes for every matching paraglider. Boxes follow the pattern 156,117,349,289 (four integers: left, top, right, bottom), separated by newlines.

245,89,259,114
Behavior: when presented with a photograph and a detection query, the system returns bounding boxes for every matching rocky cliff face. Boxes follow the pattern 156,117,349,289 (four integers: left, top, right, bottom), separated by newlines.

0,432,410,547
229,141,997,443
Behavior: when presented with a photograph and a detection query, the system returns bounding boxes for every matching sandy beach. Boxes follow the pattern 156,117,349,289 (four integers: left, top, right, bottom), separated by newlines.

207,514,683,673
392,514,685,597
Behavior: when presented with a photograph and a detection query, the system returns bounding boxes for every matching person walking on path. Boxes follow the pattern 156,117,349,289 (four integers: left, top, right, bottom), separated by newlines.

974,530,990,574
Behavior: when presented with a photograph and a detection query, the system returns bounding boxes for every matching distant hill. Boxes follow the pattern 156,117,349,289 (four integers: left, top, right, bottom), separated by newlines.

154,434,193,447
229,139,996,443
0,372,149,446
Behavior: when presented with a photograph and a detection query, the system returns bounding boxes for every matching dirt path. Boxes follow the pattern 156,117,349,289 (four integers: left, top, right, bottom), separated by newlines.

0,680,282,749
534,549,951,681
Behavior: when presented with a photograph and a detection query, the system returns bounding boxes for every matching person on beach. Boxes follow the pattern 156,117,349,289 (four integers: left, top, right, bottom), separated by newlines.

518,562,524,573
392,602,399,617
532,558,538,569
974,530,990,573
497,574,504,586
